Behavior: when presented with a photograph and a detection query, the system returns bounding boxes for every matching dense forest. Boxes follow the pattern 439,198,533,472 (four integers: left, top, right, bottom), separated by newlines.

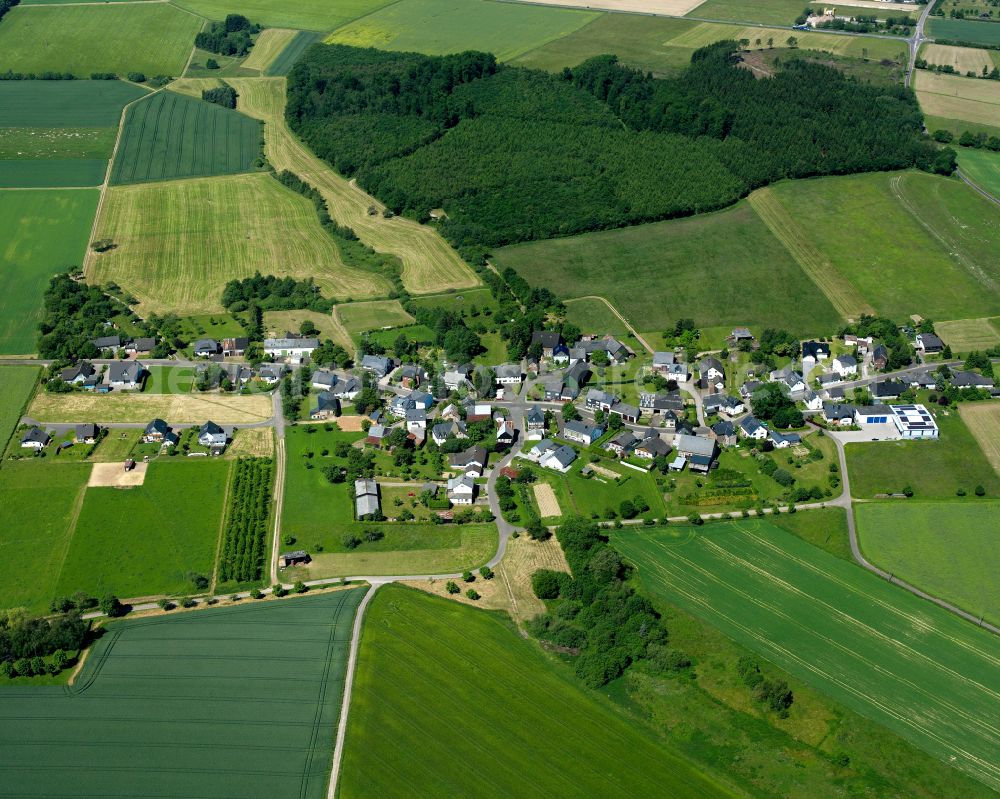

287,42,949,257
195,14,261,57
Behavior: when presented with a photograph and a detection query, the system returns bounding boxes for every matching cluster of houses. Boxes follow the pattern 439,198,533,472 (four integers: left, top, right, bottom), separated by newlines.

21,423,101,452
141,418,230,454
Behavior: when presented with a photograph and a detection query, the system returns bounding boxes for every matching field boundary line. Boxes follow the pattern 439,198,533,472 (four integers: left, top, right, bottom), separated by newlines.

208,459,236,594
956,167,1000,209
566,295,653,353
50,480,89,605
268,434,287,585
747,187,873,320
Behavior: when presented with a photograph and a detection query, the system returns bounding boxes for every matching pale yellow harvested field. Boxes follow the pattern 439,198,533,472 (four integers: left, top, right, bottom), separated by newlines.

936,317,1000,352
264,309,353,352
87,173,390,315
336,415,366,432
921,44,993,76
241,28,297,72
533,482,562,517
811,0,914,9
959,403,1000,475
89,461,147,487
227,427,274,457
525,0,706,14
167,77,224,99
495,536,570,621
227,77,480,295
915,70,1000,127
28,392,273,424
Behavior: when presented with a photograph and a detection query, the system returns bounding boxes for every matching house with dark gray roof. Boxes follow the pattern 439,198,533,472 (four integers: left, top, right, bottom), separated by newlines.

20,427,50,450
75,423,99,444
92,335,121,352
605,430,638,457
560,361,590,400
310,392,340,420
802,340,831,363
739,416,767,440
312,370,338,390
674,434,717,472
635,435,671,459
530,331,563,357
915,333,944,354
822,402,855,425
711,420,736,446
126,337,157,355
871,380,907,400
60,362,95,384
609,402,640,423
585,388,616,411
449,445,487,476
108,361,143,389
951,370,994,388
562,420,602,446
192,338,220,357
360,354,392,376
198,421,227,451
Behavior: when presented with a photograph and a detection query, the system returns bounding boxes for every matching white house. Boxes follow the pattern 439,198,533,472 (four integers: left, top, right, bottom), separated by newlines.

107,361,143,390
198,420,227,452
739,416,768,440
311,370,338,391
494,364,522,386
20,427,50,450
264,337,318,363
832,354,858,377
447,475,476,505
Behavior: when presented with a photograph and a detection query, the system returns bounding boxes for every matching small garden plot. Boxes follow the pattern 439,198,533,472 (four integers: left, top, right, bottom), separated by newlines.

216,456,273,586
90,429,142,461
380,483,437,521
227,428,274,457
88,461,147,487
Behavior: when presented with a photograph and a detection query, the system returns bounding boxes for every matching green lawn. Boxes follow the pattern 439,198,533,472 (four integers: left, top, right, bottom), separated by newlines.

326,0,601,62
612,519,1000,793
111,91,263,185
407,287,498,316
54,459,232,600
0,589,365,798
0,4,202,78
0,127,116,160
846,408,1000,499
142,365,195,394
339,583,738,798
173,0,393,30
856,500,1000,624
958,147,1000,200
0,188,99,354
493,201,843,336
766,171,1000,321
544,460,668,521
0,366,40,453
364,324,436,350
0,462,90,612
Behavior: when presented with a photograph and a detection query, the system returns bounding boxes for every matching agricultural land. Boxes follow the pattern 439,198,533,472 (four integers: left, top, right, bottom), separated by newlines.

0,366,40,452
927,16,1000,47
915,69,1000,129
960,401,1000,473
958,147,1000,199
612,520,1000,792
172,0,393,31
26,391,273,425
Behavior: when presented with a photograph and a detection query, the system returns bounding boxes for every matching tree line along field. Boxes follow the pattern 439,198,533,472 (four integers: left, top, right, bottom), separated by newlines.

111,90,263,185
611,520,1000,793
0,589,365,798
228,76,479,295
326,0,600,62
0,188,98,355
86,172,390,316
855,501,1000,626
339,584,739,798
920,43,999,76
0,3,201,78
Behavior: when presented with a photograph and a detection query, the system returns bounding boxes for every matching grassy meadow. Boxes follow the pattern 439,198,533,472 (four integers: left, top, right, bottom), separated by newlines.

326,0,600,61
563,297,630,336
239,28,297,72
0,81,149,127
847,408,1000,499
110,91,263,185
936,316,1000,352
0,4,201,77
960,401,1000,474
337,299,415,333
27,391,273,424
856,501,1000,624
0,462,90,612
339,584,739,798
0,127,116,160
691,0,822,24
927,16,1000,47
920,43,996,75
0,366,40,452
0,158,106,188
612,520,1000,793
958,146,1000,199
493,200,844,336
88,173,388,315
0,590,364,798
172,0,392,30
0,188,99,355
915,70,1000,128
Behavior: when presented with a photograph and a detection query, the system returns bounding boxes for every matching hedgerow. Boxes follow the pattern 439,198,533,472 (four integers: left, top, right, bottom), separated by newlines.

218,457,273,583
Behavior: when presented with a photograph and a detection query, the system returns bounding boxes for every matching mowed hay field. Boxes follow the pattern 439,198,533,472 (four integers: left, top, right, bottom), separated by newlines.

240,28,298,73
612,520,1000,792
54,459,231,600
27,391,273,424
960,402,1000,475
764,172,1000,320
936,316,1000,352
958,146,1000,199
172,0,393,30
264,31,322,76
87,172,390,315
110,91,263,185
0,188,98,355
228,77,479,294
855,501,1000,625
920,43,995,75
915,70,1000,128
493,200,844,335
339,584,737,798
326,0,600,61
0,4,202,77
0,590,365,798
337,299,415,333
0,462,90,612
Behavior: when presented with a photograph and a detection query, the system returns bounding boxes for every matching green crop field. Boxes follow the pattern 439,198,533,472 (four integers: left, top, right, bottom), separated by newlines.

935,316,1000,352
0,188,99,355
0,462,90,612
88,173,387,315
0,366,40,453
564,297,630,336
326,0,600,62
846,408,1000,499
0,127,117,160
265,31,322,76
0,4,202,78
612,520,1000,792
173,0,392,30
493,201,844,336
0,158,106,188
765,172,1000,320
111,91,263,185
340,584,737,798
54,459,232,601
959,147,1000,199
0,589,364,797
407,287,498,316
856,501,1000,624
928,16,1000,47
0,80,148,127
689,0,813,24
337,300,415,333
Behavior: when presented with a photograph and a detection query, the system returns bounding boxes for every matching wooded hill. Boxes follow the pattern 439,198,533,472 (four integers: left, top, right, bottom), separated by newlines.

287,43,949,258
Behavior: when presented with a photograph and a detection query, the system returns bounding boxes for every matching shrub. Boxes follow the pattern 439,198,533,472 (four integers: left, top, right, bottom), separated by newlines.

479,566,494,580
272,583,287,598
293,581,307,593
975,484,986,497
249,587,263,599
342,534,362,550
531,569,563,599
99,594,126,617
465,589,480,600
687,513,703,526
445,580,460,594
283,534,295,545
462,570,474,582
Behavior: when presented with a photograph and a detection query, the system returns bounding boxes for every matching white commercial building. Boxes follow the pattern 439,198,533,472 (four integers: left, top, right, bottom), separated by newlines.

891,404,939,439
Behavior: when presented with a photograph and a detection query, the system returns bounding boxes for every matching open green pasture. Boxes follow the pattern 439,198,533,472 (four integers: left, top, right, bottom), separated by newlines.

691,0,816,24
0,589,364,798
765,171,1000,320
0,462,90,612
111,91,263,185
563,297,630,336
0,4,202,78
846,408,1000,499
337,299,414,334
326,0,600,62
143,365,196,394
856,501,1000,625
0,366,40,453
407,287,499,317
958,147,1000,201
54,459,232,600
493,200,843,336
0,127,116,160
0,188,99,355
928,16,1000,47
173,0,391,30
339,584,738,798
612,519,1000,792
